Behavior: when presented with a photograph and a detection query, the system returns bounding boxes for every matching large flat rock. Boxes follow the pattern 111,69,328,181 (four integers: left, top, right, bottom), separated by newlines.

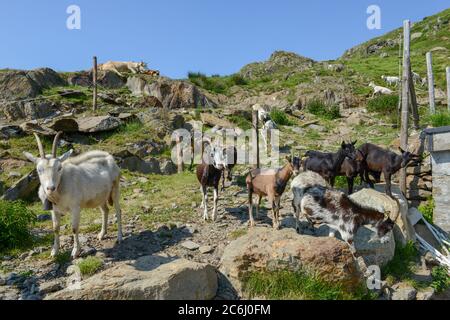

46,256,218,300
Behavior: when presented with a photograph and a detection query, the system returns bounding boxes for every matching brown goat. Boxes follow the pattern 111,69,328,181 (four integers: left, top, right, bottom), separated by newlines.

246,156,300,229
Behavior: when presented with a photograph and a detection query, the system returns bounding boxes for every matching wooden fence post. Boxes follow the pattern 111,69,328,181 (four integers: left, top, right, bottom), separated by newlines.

426,52,435,114
252,110,260,169
409,67,420,130
93,56,98,111
175,133,184,173
446,66,450,111
400,20,411,196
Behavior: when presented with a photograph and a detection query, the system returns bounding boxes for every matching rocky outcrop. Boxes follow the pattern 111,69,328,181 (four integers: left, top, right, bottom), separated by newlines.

0,125,23,139
77,116,122,133
126,77,217,109
114,150,161,174
0,170,39,201
351,187,415,245
67,70,125,89
46,256,218,300
0,68,66,101
3,101,58,121
219,228,363,296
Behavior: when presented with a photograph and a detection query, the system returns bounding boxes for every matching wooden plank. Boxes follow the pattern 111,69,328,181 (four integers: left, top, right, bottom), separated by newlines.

400,20,411,195
426,52,435,114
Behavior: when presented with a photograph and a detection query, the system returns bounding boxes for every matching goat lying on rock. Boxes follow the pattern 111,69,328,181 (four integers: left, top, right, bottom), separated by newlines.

24,132,123,259
291,171,395,250
358,143,421,197
246,156,300,229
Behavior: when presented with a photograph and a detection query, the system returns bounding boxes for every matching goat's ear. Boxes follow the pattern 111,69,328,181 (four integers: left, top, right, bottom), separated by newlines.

23,152,37,164
59,149,73,162
352,140,357,146
398,147,406,154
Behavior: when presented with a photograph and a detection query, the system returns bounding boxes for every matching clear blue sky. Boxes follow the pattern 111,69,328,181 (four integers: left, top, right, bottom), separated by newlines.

0,0,448,78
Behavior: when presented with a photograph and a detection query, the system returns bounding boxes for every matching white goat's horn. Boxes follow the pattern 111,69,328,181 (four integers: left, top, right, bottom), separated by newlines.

52,131,63,158
33,133,45,159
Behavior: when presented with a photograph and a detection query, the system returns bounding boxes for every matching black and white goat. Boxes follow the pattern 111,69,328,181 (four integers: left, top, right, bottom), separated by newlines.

291,171,395,250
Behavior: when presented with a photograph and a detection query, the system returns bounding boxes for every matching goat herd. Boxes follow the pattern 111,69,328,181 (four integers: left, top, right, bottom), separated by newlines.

24,132,421,259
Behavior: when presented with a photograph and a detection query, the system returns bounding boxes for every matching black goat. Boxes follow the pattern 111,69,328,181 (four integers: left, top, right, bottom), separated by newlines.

358,143,421,197
303,141,357,186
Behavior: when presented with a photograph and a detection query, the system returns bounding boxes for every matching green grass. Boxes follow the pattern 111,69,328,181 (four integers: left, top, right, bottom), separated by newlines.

418,197,435,224
54,251,72,265
428,111,450,128
229,229,248,240
77,256,103,277
0,200,36,253
382,241,419,282
227,115,252,130
306,100,341,120
243,270,374,300
187,72,247,94
270,109,294,126
366,95,399,114
431,266,450,293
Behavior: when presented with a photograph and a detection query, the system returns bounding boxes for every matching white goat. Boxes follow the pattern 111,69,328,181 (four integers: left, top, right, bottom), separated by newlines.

261,120,277,150
252,104,270,123
369,82,393,97
24,133,123,259
381,75,400,87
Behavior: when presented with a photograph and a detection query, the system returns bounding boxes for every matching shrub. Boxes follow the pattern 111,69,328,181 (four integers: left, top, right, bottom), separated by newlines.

428,111,450,128
367,95,399,114
0,200,36,252
431,266,450,293
306,100,340,120
418,197,435,224
227,115,252,130
77,256,103,277
270,109,294,126
229,74,247,86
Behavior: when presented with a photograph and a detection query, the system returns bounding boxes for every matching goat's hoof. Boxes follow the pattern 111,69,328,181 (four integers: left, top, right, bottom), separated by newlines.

50,248,59,258
97,232,106,241
71,248,80,259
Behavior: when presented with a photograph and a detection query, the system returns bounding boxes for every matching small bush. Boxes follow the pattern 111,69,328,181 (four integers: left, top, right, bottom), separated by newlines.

0,200,36,252
428,111,450,128
367,95,399,114
54,251,71,265
431,266,450,293
77,256,103,277
187,71,227,94
306,100,340,120
382,241,419,280
270,109,294,126
418,197,435,224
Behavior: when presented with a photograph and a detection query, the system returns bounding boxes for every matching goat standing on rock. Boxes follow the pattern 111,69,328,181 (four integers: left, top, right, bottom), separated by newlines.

24,132,123,259
291,171,395,251
246,156,300,229
303,141,357,187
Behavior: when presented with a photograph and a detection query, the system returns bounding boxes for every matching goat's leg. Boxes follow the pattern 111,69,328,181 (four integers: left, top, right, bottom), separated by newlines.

71,207,81,259
347,177,354,194
248,189,255,227
199,186,205,209
364,169,375,188
212,186,218,222
50,210,61,257
98,204,109,241
329,176,336,187
221,170,226,191
255,195,261,218
384,171,393,198
202,185,209,220
274,197,281,230
112,180,123,243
